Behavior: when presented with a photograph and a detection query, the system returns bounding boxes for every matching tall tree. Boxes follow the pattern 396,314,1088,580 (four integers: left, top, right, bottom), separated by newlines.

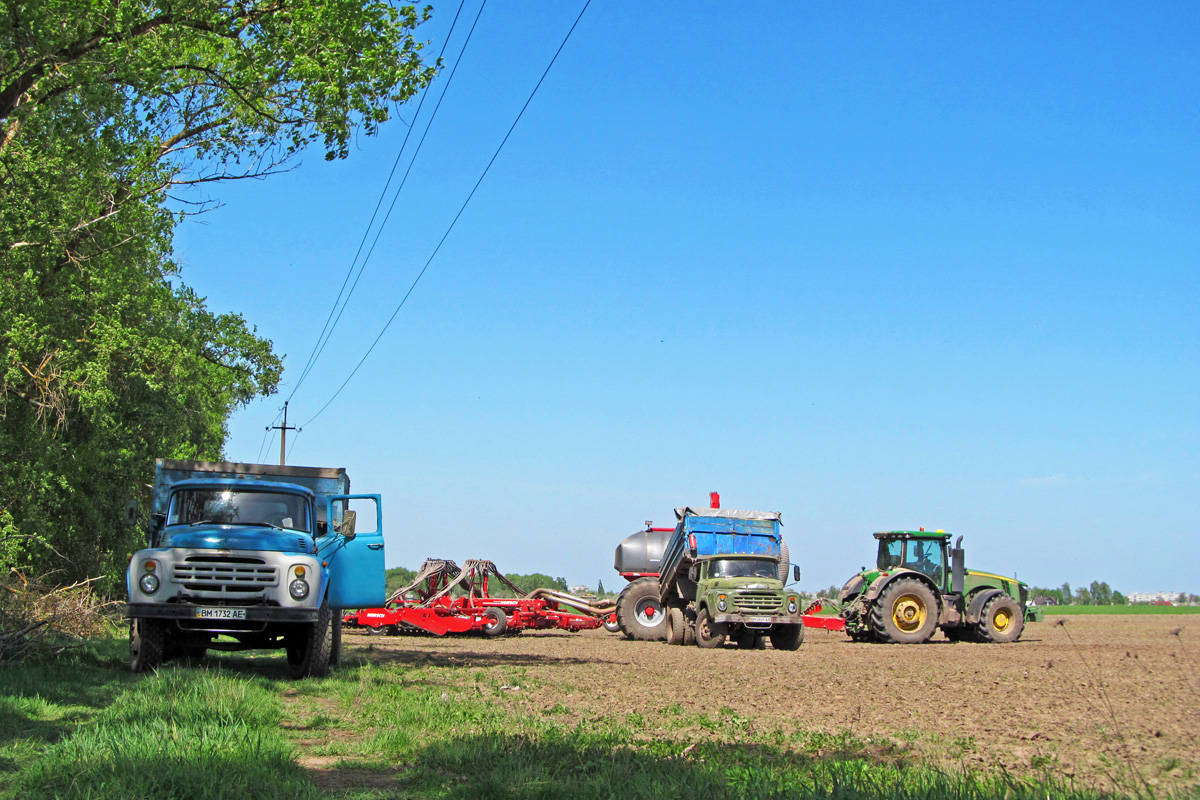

1,1,437,586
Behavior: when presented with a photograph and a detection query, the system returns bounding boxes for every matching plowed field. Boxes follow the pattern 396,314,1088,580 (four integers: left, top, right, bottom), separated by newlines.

349,613,1200,793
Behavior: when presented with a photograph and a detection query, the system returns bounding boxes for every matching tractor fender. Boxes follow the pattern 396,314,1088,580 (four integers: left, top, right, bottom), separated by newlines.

838,574,867,604
862,569,941,607
965,589,1004,625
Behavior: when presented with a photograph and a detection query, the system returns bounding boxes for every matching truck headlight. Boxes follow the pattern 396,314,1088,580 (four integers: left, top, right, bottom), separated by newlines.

787,596,798,613
717,594,728,612
139,573,160,594
289,579,310,600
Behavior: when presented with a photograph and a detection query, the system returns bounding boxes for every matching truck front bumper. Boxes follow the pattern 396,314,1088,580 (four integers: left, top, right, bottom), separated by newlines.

126,603,319,624
711,612,802,627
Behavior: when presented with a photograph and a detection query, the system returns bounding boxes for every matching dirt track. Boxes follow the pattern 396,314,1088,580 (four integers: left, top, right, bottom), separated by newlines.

349,614,1200,793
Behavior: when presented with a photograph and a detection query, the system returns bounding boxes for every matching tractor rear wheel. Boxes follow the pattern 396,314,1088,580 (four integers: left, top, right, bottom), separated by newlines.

870,578,939,644
694,608,727,648
616,578,667,641
769,624,804,651
130,618,166,673
665,606,686,645
482,608,508,637
975,594,1024,643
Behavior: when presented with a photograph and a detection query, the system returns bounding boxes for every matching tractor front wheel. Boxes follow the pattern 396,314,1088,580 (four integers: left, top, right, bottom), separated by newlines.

975,594,1024,643
694,608,727,648
616,578,667,641
870,578,939,644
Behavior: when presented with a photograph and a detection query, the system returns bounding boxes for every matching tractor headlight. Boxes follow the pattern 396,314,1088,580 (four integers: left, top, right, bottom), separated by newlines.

139,573,160,594
787,596,798,614
717,594,728,612
289,579,310,600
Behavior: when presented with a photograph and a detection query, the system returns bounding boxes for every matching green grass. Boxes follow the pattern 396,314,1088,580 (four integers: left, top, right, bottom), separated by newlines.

0,635,1186,800
1047,605,1200,615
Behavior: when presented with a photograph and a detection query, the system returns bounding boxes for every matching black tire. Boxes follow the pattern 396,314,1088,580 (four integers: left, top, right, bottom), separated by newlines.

603,615,620,633
330,616,343,667
482,607,508,637
975,594,1024,643
694,608,727,648
769,624,804,651
287,600,333,679
366,624,387,635
847,627,875,643
735,629,766,649
615,578,667,641
130,618,166,673
869,578,939,644
778,538,791,583
665,606,686,645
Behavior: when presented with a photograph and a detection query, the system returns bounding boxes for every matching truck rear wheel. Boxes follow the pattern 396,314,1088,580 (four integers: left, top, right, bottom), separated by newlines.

287,600,333,679
870,578,938,644
665,606,685,645
482,608,508,637
694,608,727,648
769,624,804,651
130,618,166,673
975,594,1024,643
330,616,343,667
616,578,666,641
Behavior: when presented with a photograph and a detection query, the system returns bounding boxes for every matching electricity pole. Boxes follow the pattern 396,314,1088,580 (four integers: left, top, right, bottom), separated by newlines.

267,401,300,465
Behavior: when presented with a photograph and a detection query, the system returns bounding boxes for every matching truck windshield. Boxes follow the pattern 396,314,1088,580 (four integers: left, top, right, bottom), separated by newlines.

709,559,777,579
167,489,310,532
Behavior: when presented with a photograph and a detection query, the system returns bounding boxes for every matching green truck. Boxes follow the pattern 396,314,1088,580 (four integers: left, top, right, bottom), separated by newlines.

657,506,805,650
807,529,1042,644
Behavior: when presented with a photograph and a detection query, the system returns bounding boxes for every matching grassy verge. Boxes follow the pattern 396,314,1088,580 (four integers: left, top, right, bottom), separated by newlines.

0,635,1183,800
1046,605,1200,616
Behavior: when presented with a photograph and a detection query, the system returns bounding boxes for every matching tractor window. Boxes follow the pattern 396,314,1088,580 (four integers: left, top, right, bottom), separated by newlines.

904,540,944,582
878,540,903,570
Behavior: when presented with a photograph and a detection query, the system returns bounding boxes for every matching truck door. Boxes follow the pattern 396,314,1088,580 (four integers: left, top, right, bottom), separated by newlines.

320,495,386,609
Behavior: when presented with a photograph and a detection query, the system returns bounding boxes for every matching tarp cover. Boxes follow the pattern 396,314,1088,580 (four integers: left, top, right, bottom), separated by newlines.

674,507,782,522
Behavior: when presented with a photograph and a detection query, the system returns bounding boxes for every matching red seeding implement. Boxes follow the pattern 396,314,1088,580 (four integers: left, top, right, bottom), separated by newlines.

344,559,617,637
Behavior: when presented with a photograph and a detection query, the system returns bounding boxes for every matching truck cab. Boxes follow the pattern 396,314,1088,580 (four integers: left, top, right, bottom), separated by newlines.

126,460,385,677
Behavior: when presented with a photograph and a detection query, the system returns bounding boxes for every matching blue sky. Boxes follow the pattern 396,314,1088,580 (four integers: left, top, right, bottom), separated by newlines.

173,2,1198,595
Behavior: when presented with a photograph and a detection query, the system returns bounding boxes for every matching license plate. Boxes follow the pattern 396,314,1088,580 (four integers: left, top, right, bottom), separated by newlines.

744,616,774,624
195,607,246,620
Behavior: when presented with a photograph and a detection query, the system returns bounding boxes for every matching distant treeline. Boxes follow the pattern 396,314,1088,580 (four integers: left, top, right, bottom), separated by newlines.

1029,581,1199,606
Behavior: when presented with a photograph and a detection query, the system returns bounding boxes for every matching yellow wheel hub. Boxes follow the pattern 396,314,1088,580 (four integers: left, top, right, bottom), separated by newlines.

891,594,928,633
993,608,1012,632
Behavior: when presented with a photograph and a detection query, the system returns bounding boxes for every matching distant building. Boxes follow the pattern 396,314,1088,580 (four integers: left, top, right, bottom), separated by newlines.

1126,591,1184,605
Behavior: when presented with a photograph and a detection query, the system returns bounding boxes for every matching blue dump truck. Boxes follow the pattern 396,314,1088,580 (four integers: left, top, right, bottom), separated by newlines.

126,460,386,677
657,507,805,650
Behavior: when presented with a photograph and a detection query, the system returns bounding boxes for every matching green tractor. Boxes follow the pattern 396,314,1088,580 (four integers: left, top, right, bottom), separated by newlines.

812,530,1042,644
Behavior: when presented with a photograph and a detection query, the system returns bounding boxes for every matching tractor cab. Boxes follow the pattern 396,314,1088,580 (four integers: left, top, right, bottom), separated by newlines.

874,531,951,589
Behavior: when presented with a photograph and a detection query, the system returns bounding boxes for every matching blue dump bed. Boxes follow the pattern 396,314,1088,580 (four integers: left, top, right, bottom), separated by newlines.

658,508,783,594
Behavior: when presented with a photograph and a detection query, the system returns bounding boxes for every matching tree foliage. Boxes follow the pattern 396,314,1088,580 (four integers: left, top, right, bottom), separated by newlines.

1,1,436,587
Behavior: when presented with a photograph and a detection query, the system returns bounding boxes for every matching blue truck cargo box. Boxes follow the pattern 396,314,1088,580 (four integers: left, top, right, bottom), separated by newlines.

658,508,783,598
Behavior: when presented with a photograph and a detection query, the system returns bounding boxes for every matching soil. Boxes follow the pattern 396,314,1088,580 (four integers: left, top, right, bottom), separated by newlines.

343,613,1200,794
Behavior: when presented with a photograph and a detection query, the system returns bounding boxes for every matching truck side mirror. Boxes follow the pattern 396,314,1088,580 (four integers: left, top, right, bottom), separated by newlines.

125,499,139,527
335,510,357,538
793,565,801,582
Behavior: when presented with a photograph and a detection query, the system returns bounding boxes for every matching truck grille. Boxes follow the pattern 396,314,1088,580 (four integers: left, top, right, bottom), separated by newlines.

172,556,278,597
735,589,782,612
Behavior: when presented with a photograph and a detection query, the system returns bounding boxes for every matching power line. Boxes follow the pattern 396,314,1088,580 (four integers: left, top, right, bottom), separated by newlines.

291,0,488,400
286,0,471,402
300,0,592,429
255,406,285,462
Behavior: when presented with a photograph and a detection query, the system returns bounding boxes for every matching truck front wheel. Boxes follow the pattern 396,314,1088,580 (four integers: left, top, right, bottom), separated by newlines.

769,624,804,651
130,618,166,673
694,608,727,648
616,577,667,641
870,578,939,644
287,600,333,679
